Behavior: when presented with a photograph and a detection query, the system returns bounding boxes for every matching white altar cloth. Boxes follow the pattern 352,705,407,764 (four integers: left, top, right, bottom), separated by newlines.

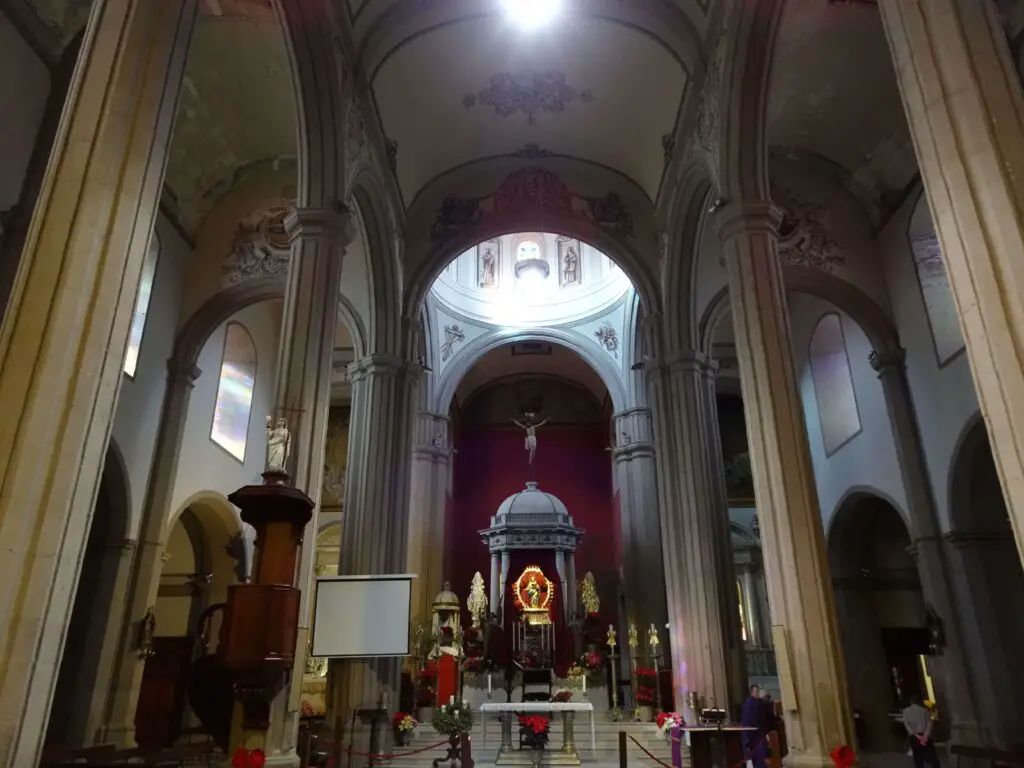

479,702,596,750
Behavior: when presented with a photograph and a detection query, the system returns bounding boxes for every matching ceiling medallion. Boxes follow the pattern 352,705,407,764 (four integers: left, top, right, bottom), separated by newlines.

463,70,594,124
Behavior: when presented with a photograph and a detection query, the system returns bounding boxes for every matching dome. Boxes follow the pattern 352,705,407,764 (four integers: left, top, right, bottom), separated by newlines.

495,482,571,524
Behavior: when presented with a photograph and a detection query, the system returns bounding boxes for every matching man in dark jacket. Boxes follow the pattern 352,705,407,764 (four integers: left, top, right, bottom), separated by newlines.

741,685,768,768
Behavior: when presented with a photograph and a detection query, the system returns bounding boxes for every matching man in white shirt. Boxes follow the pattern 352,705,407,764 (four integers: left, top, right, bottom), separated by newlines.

902,696,938,768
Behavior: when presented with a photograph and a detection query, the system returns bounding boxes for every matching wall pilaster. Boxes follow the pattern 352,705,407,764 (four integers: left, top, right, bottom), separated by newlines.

869,348,983,746
877,0,1024,565
612,407,666,633
408,411,452,623
331,352,419,722
265,206,352,759
646,349,743,716
0,0,198,761
716,202,852,766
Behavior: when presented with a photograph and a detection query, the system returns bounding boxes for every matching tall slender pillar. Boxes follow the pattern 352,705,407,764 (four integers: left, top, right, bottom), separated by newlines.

878,0,1024,564
489,553,501,616
869,348,983,745
612,408,667,631
408,411,451,624
717,203,852,766
0,1,197,762
264,206,351,759
332,352,419,718
646,349,743,715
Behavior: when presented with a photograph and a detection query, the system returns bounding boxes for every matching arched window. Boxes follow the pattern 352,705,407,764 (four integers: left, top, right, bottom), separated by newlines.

211,323,257,461
123,232,161,377
808,313,861,455
516,239,541,262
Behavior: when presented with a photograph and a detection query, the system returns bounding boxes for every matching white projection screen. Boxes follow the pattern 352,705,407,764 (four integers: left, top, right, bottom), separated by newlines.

311,575,414,658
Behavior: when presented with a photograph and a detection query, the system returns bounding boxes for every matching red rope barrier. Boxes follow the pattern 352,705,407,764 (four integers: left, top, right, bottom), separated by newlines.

317,736,452,762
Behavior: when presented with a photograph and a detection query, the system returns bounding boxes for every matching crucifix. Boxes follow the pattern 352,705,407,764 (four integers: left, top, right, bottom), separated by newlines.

512,412,548,467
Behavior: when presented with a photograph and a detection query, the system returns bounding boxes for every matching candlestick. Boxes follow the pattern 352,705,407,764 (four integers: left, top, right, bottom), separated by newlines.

449,695,455,705
582,674,587,694
488,673,492,694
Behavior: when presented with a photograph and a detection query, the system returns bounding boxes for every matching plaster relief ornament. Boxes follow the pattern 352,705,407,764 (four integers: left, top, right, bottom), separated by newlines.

430,168,633,243
440,324,466,362
222,203,293,285
770,182,844,272
463,70,594,124
467,572,487,629
693,20,729,164
265,416,292,473
595,324,619,358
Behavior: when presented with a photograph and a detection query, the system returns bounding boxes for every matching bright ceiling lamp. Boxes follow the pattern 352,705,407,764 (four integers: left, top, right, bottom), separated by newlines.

499,0,562,30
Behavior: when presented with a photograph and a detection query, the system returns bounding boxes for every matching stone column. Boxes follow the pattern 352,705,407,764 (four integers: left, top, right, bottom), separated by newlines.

870,348,983,745
408,411,451,624
717,202,852,766
0,1,197,762
740,564,763,649
264,206,351,760
489,553,501,616
646,351,743,715
566,552,577,618
611,408,666,630
555,551,568,622
500,551,511,611
878,0,1024,563
332,352,419,719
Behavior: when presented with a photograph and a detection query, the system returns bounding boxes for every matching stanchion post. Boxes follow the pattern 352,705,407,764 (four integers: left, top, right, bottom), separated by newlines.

619,731,628,768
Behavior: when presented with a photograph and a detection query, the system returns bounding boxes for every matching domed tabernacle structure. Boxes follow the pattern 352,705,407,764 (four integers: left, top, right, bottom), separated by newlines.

479,482,584,622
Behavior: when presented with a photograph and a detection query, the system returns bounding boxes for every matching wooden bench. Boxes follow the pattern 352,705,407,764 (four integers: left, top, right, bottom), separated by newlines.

951,744,1024,768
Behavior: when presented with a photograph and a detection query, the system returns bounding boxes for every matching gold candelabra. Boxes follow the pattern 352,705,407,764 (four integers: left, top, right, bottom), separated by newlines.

607,625,622,721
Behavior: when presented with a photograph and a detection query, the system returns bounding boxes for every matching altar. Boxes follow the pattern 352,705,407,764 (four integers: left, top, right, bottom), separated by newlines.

479,702,596,766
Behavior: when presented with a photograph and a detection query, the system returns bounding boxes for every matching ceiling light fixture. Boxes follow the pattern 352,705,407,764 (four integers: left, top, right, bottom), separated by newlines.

499,0,562,30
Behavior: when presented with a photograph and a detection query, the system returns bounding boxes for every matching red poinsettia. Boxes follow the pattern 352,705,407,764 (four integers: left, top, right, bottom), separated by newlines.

519,715,551,749
635,687,657,705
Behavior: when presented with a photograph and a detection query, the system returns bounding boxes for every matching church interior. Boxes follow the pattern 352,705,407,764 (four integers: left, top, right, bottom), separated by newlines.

2,0,1024,766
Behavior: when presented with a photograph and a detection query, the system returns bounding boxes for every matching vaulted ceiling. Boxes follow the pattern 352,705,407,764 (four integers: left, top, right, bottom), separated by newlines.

349,0,710,207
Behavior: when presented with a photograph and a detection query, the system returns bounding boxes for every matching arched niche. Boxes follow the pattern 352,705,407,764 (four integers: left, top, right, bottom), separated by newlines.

827,491,927,753
945,417,1024,743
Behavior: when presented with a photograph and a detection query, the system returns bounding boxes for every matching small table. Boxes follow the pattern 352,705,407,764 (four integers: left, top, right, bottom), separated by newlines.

479,702,596,766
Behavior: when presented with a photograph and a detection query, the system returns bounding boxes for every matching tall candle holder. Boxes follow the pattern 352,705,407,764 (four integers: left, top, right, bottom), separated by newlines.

627,622,640,716
648,623,663,714
606,625,622,721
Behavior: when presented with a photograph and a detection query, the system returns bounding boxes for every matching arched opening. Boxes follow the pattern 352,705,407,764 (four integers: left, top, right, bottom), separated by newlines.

412,336,623,712
946,418,1024,745
827,494,928,753
45,443,132,748
133,496,242,748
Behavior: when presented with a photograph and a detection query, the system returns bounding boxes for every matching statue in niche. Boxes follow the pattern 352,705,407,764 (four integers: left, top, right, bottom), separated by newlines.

513,412,549,465
525,575,541,609
265,416,292,473
479,246,497,288
562,245,580,285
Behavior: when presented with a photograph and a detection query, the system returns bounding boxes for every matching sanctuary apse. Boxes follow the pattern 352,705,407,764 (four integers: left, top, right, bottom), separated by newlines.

3,0,1024,766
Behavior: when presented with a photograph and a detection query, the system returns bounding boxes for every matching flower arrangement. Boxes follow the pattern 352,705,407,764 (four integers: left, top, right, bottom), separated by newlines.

656,711,685,738
462,656,484,675
552,689,574,703
581,650,604,672
393,712,418,732
433,700,474,735
519,715,551,750
634,666,658,709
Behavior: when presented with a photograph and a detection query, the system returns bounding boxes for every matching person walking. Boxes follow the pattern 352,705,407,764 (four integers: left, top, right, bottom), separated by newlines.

741,685,768,768
902,696,938,768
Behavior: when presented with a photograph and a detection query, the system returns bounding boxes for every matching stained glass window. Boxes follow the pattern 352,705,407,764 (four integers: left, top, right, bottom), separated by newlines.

516,239,541,261
809,313,861,455
123,233,161,377
211,323,257,461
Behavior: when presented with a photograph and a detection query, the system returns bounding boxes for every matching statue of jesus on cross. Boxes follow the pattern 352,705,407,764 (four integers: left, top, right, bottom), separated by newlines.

512,413,549,466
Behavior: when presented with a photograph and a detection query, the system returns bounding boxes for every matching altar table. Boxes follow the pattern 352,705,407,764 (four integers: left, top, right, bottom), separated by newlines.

479,702,595,765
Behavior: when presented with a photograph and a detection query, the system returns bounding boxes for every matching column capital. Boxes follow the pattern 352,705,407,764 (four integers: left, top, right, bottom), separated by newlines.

166,357,201,388
868,346,907,375
714,201,785,245
348,353,408,381
665,350,720,379
284,203,355,247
